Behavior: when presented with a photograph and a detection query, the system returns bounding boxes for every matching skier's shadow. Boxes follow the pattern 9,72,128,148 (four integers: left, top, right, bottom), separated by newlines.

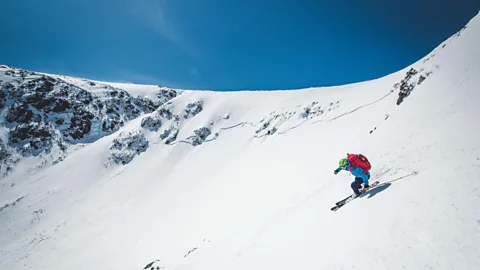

360,183,391,199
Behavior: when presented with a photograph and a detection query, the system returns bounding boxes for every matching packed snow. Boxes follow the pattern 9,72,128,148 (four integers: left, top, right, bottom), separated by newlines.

1,11,480,270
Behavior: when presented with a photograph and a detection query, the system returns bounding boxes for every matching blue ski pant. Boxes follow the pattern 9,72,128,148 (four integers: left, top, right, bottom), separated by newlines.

351,178,364,195
351,173,371,195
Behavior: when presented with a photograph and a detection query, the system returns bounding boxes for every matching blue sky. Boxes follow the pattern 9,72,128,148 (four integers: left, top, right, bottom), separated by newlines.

0,1,478,90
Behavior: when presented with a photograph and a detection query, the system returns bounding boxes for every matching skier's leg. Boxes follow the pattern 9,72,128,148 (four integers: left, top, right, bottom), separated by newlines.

350,177,363,195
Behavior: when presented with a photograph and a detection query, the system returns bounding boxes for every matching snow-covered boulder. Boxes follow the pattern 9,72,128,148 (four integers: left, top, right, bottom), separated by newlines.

184,101,203,119
143,259,164,270
157,87,179,104
141,116,162,131
299,101,325,119
185,127,211,146
160,123,180,144
255,113,285,136
157,107,175,120
397,68,419,105
141,106,177,132
9,122,57,156
107,131,149,165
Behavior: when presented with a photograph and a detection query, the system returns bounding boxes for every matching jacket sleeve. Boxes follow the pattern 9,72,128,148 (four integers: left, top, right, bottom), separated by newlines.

335,166,346,173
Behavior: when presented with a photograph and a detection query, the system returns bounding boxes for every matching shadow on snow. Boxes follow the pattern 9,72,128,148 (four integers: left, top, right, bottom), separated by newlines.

361,182,392,199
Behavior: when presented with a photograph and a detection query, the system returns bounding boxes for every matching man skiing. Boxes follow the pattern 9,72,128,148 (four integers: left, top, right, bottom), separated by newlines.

334,154,372,197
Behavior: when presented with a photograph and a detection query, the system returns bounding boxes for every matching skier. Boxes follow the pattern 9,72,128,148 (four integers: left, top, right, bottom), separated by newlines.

334,154,372,197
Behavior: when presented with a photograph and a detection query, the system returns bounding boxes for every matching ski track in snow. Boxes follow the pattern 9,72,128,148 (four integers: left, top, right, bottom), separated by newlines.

326,91,393,122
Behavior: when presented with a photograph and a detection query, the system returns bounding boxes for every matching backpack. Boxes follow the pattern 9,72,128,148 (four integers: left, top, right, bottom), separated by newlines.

347,153,371,173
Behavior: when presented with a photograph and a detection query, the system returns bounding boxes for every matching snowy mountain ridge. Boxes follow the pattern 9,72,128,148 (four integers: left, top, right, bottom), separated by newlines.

0,56,434,176
0,66,180,175
1,11,479,270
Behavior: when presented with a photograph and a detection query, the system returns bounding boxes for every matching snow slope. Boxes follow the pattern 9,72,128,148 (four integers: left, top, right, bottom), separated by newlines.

1,12,480,270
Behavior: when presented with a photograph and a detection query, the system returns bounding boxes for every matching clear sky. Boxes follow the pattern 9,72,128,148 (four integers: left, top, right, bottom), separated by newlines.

0,1,478,90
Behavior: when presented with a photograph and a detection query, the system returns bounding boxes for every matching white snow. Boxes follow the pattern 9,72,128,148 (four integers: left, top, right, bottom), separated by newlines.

44,74,178,102
1,11,480,270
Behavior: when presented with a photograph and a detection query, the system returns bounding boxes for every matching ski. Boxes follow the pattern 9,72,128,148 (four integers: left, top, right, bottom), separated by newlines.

335,194,355,206
335,181,380,205
330,197,355,211
331,181,379,211
330,171,419,211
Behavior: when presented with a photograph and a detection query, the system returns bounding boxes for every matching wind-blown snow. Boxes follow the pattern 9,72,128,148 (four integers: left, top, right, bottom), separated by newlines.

1,11,480,270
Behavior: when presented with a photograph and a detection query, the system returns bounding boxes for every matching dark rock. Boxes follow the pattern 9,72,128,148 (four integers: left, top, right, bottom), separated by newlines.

27,76,56,93
53,88,69,98
109,90,118,97
256,120,271,134
66,111,94,140
102,118,119,133
141,99,159,113
418,75,426,85
194,127,211,140
23,92,47,107
157,108,173,120
157,87,178,104
164,128,179,144
55,118,65,125
160,128,171,140
144,261,154,269
0,139,12,164
187,127,211,146
9,123,54,152
52,98,71,112
300,107,311,118
266,127,277,135
105,105,117,115
0,90,6,109
184,101,203,119
396,68,418,105
108,131,149,165
0,67,178,173
6,104,35,124
141,116,162,131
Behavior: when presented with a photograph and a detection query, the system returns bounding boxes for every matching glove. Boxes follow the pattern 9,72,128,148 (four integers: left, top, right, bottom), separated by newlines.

334,170,338,175
362,184,370,192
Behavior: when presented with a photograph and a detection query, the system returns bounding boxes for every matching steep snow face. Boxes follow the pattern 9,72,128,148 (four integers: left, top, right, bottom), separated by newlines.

1,12,480,270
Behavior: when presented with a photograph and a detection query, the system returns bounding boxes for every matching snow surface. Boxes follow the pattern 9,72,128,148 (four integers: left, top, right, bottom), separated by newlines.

1,11,480,270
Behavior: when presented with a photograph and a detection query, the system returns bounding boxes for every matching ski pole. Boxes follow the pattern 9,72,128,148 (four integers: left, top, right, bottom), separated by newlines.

384,171,418,184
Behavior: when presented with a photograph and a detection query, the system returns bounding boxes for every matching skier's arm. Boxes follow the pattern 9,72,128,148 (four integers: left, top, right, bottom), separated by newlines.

334,166,345,173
